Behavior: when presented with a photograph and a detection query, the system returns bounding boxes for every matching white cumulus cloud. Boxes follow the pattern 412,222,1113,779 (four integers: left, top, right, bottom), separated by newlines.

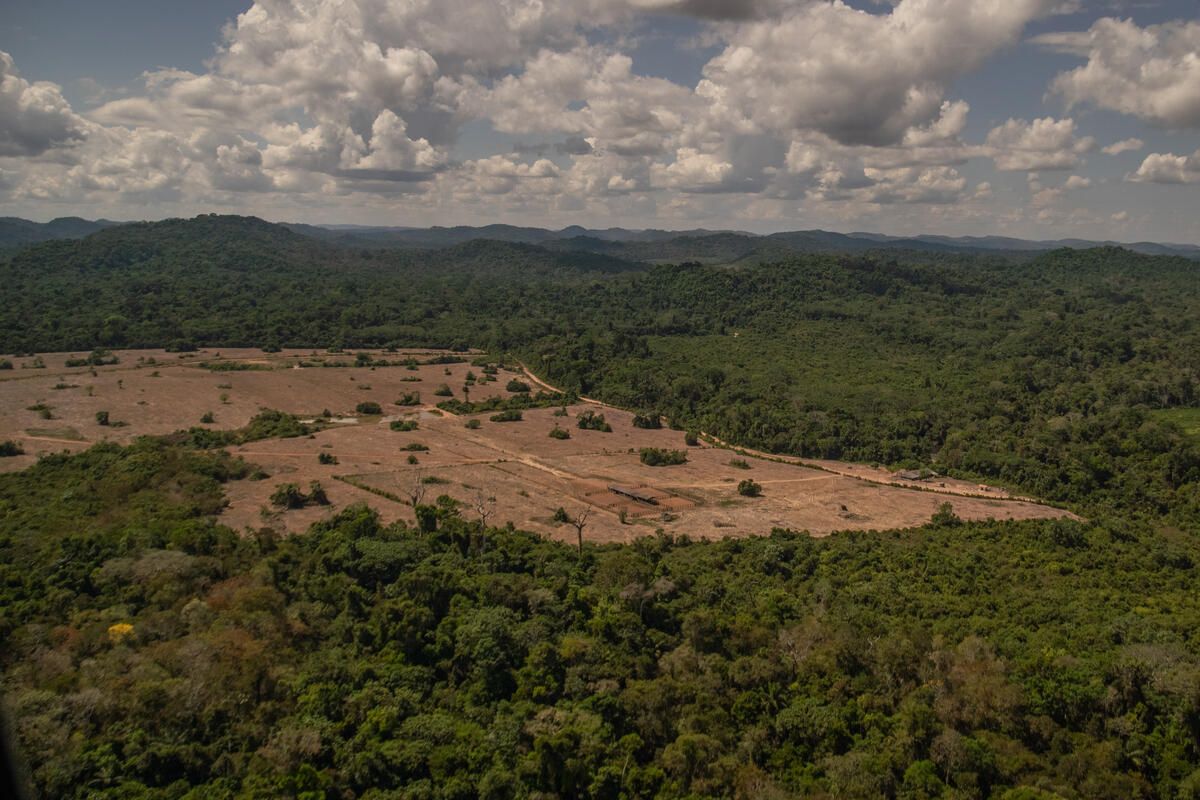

652,147,734,191
0,51,87,156
985,117,1094,171
1126,150,1200,184
1101,137,1143,156
697,0,1051,146
1038,17,1200,128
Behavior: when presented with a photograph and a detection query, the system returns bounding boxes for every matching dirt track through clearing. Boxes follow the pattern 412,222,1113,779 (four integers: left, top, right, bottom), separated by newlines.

518,363,1042,505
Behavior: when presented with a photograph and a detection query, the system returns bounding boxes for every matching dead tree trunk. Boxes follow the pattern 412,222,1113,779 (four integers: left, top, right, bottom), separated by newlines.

571,507,591,555
473,488,495,553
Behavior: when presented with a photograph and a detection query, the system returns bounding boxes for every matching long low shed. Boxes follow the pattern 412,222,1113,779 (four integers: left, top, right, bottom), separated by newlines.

608,484,659,505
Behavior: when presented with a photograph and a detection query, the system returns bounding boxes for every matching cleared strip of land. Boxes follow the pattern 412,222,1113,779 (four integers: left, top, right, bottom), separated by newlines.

0,348,1075,542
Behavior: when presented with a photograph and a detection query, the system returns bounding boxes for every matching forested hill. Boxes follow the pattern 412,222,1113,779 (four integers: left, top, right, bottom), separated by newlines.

0,215,643,352
2,214,641,281
0,215,119,250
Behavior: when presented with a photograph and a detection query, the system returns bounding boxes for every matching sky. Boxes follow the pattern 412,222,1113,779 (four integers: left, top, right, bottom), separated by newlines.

1,0,1198,242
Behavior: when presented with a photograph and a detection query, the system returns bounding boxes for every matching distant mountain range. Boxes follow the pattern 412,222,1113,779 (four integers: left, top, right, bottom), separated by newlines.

251,221,1200,261
3,215,1197,261
0,216,121,250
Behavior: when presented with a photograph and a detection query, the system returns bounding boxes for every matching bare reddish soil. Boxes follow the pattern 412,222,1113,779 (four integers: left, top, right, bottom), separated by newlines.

0,349,1076,542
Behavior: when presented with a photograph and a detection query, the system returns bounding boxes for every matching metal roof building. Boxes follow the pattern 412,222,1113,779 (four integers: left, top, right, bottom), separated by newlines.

608,484,659,505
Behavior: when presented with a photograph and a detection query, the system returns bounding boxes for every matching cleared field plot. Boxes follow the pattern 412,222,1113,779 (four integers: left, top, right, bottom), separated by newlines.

0,347,496,470
0,349,1077,542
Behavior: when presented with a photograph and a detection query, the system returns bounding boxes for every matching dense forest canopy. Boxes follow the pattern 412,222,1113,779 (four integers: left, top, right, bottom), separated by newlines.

2,441,1199,799
3,215,1200,798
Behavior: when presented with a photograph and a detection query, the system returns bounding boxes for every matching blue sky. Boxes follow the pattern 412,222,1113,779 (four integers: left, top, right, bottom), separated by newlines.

1,0,1197,242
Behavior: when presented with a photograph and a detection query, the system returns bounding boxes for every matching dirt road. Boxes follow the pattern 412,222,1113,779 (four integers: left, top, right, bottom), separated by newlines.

519,362,1062,510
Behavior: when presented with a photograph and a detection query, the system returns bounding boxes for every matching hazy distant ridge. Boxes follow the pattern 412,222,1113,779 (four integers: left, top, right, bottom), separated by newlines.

278,221,1200,260
0,216,119,249
3,215,1197,260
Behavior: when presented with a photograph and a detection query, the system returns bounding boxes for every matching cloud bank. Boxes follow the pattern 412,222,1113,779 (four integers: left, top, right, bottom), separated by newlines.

0,0,1195,240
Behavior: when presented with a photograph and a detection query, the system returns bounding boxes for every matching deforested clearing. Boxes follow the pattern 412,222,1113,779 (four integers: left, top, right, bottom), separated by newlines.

0,347,1072,542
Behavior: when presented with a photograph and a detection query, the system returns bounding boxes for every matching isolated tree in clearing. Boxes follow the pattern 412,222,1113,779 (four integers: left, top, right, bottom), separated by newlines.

737,478,762,497
570,506,591,554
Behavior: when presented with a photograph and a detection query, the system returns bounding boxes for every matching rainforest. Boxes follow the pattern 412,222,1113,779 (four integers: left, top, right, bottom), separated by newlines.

2,215,1199,799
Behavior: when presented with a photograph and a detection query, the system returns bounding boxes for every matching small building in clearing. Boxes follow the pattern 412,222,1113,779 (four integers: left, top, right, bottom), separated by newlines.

608,484,659,505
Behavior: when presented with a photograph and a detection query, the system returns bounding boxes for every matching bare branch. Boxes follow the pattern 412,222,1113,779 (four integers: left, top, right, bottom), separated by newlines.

473,487,495,528
572,506,591,554
405,468,425,507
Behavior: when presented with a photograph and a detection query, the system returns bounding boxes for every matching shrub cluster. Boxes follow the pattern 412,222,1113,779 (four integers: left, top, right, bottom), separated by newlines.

639,447,687,466
577,409,612,432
